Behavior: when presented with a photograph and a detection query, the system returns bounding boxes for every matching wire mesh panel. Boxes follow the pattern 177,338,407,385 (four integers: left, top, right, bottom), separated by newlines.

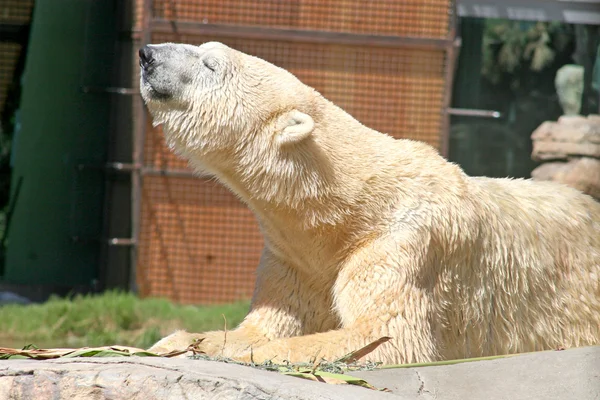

139,113,264,303
147,34,446,146
137,0,454,304
0,0,34,119
152,0,450,38
138,174,263,304
0,42,20,114
0,0,33,23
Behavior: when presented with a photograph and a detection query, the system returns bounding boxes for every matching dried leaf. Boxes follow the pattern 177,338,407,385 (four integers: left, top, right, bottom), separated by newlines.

282,369,384,390
0,347,77,360
62,348,130,358
187,337,206,355
0,354,29,360
0,345,160,360
336,337,392,364
159,349,190,358
131,351,161,357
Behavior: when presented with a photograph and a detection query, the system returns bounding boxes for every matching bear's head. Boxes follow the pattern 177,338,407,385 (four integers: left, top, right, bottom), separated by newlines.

139,42,321,166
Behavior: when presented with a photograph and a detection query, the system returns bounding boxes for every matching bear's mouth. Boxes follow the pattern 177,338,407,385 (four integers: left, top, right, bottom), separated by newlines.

139,47,172,101
147,85,171,100
141,74,172,101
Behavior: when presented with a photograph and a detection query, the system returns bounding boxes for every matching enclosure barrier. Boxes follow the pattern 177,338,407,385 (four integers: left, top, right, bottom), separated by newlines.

124,0,458,304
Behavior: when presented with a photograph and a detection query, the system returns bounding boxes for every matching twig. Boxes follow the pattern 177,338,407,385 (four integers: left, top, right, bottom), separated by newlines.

310,354,321,374
221,314,227,356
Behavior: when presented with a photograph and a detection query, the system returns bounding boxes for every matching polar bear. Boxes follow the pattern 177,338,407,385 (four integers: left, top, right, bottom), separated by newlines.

139,42,600,365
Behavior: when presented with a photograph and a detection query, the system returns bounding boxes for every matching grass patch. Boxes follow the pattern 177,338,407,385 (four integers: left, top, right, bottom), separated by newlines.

0,290,249,349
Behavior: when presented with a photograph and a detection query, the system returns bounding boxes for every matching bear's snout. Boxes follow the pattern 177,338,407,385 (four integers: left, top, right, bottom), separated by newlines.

139,46,155,70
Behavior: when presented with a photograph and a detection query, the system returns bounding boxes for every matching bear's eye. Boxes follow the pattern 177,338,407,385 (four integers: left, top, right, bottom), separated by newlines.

203,57,218,72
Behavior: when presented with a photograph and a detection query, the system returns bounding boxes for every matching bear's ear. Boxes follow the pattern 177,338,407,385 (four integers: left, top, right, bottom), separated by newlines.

276,110,315,145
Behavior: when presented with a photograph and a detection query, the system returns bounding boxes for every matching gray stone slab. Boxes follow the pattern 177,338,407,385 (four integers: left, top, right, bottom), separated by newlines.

354,346,600,400
0,346,598,400
0,356,397,400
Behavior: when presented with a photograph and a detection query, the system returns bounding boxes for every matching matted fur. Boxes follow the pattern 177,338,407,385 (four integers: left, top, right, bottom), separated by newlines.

140,42,600,364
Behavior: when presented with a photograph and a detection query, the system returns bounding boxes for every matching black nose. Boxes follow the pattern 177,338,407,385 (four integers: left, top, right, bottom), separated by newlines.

139,46,154,69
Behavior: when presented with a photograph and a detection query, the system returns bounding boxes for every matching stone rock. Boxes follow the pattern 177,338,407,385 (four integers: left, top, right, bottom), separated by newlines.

0,356,392,400
531,158,600,200
354,346,599,400
531,114,600,161
0,346,598,400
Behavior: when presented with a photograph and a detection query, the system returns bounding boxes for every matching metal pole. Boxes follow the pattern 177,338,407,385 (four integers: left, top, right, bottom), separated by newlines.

150,20,454,50
129,0,152,294
440,0,461,158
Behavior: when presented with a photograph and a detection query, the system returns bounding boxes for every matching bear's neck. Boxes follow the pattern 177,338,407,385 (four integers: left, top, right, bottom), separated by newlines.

210,145,362,230
210,108,405,234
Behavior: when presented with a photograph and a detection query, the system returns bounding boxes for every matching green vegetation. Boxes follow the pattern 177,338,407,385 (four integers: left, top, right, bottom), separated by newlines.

0,291,250,350
482,20,573,88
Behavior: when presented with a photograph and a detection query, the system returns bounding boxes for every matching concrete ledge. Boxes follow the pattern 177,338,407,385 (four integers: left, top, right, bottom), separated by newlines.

0,346,598,399
355,346,600,400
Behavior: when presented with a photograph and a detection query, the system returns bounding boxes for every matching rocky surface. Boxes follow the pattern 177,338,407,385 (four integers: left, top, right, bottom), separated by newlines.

531,114,600,200
355,346,599,400
531,157,600,199
531,115,600,161
0,356,392,400
0,346,598,400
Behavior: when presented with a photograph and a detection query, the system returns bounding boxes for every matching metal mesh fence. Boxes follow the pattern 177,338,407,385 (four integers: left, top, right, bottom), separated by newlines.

138,174,263,304
136,0,454,304
0,0,33,23
151,0,450,38
0,0,33,118
0,42,20,114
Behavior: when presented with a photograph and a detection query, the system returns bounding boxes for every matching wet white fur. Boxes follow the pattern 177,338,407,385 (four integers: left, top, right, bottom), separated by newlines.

143,42,600,364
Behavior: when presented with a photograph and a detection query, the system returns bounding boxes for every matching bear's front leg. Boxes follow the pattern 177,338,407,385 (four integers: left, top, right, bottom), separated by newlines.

234,238,442,365
147,326,267,357
148,249,336,357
